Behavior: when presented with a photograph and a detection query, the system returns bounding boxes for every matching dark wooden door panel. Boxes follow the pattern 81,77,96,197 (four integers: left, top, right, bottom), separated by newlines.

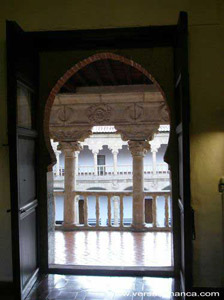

178,131,184,201
20,208,37,289
18,137,36,208
145,198,152,223
79,200,84,224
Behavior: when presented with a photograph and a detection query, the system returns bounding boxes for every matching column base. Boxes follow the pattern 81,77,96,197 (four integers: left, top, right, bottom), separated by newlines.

61,222,78,230
131,223,147,231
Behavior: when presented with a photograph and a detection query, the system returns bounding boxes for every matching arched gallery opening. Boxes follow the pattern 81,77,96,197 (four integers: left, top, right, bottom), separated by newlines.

46,53,173,270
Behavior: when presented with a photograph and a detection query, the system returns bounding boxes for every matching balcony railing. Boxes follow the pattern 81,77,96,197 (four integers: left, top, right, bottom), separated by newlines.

53,190,171,231
54,163,169,177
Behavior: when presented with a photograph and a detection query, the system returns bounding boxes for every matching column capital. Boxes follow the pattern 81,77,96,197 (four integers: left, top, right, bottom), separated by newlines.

58,141,82,156
128,140,150,156
88,144,102,154
150,141,161,153
112,149,119,155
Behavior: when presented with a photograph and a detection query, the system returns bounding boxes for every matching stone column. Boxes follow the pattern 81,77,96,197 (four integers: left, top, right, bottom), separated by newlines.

113,196,119,226
112,150,118,175
128,140,150,229
58,141,82,227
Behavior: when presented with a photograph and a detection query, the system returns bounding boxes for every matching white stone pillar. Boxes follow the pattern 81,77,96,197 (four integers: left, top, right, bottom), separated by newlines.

112,150,118,175
55,151,60,176
58,141,82,226
152,150,157,175
150,142,160,175
75,151,80,176
93,151,98,175
113,196,119,226
128,140,150,229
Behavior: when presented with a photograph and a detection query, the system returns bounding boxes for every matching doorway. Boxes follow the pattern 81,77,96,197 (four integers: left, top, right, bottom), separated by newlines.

7,13,192,299
45,52,173,272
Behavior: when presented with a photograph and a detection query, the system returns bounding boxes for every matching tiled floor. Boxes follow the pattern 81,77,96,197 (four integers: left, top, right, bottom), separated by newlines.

26,275,176,299
49,231,172,267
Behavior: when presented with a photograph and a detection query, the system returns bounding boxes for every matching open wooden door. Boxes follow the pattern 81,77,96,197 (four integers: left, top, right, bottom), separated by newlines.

174,12,193,292
7,21,39,300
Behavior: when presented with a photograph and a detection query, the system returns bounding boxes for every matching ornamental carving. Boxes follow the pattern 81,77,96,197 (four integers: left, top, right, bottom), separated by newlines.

128,140,150,156
126,103,144,123
57,141,82,153
50,126,92,142
87,104,112,124
160,103,169,123
58,106,74,122
115,124,159,141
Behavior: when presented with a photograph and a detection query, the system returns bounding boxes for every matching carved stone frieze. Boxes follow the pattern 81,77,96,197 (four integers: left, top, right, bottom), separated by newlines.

87,104,112,124
50,126,92,142
115,124,159,141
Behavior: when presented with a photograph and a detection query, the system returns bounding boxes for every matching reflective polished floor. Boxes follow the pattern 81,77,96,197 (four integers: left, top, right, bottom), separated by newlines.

26,275,176,299
49,231,172,267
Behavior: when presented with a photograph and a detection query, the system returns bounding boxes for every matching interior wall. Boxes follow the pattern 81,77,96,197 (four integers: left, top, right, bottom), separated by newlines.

0,0,223,287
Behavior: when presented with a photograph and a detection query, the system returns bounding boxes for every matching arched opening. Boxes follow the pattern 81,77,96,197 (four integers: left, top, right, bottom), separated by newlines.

47,52,172,270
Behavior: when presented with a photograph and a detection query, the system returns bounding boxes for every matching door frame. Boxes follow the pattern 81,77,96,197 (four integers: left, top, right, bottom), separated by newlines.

7,11,191,283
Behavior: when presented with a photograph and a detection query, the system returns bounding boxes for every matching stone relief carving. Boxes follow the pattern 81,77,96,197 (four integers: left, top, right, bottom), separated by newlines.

115,124,159,141
126,103,144,123
58,106,74,122
128,140,150,156
87,104,112,124
49,92,169,144
57,141,82,154
160,103,169,123
50,126,92,142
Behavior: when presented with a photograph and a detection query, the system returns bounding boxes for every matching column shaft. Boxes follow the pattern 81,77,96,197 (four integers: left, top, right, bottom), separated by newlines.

128,141,150,229
152,151,157,175
152,195,157,227
93,152,98,175
113,151,118,175
64,150,76,224
84,196,88,226
113,196,119,226
58,142,82,226
96,196,100,227
108,196,112,227
56,152,60,176
75,152,79,176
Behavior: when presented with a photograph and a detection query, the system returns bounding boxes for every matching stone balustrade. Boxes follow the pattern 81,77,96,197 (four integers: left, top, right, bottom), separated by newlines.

54,163,169,177
53,190,171,232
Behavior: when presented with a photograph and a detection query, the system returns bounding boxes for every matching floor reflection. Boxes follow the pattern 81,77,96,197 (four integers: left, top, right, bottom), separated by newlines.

26,275,175,300
49,231,172,267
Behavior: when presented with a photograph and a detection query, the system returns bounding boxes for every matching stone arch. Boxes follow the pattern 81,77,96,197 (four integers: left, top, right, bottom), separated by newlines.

44,52,169,170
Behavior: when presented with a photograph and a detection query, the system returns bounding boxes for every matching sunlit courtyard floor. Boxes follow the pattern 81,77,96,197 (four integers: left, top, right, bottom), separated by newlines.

49,231,172,267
